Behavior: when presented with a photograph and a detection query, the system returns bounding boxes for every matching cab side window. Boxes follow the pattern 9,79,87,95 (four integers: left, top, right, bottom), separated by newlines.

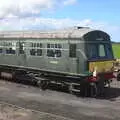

69,44,76,58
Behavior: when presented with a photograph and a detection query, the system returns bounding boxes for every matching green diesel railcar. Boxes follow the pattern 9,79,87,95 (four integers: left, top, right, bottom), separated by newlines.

0,27,115,96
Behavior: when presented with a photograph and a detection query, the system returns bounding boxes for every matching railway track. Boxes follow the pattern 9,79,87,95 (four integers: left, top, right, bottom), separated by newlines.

0,72,80,96
0,70,117,98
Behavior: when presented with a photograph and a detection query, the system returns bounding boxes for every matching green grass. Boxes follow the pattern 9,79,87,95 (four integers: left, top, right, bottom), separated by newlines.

112,44,120,58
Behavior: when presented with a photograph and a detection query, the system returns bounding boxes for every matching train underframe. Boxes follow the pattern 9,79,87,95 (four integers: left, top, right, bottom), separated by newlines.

0,65,115,97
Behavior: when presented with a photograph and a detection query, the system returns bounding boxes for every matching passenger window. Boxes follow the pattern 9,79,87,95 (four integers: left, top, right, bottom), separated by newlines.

30,43,42,56
0,42,3,54
47,44,62,57
5,42,16,54
47,49,54,57
30,49,36,56
0,48,2,53
6,48,15,54
99,44,106,57
47,44,50,48
69,44,76,58
37,49,42,56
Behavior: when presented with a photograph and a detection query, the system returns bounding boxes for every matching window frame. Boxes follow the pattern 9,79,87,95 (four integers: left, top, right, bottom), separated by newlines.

30,42,43,57
98,44,106,57
47,43,62,58
86,43,112,60
4,41,16,55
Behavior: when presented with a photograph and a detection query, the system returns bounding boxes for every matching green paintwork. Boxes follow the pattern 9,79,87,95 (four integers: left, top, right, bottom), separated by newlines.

0,29,114,77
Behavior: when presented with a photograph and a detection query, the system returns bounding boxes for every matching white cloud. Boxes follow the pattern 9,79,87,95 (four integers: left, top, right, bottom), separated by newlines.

0,0,56,18
0,0,78,19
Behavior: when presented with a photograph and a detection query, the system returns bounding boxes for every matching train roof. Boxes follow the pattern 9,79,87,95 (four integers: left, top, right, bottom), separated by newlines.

0,26,109,39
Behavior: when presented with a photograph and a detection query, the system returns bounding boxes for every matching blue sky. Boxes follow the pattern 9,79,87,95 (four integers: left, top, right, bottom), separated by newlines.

0,0,120,41
52,0,120,25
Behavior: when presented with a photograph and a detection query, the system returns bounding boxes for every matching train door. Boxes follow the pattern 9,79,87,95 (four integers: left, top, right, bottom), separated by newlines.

17,41,27,66
69,44,79,73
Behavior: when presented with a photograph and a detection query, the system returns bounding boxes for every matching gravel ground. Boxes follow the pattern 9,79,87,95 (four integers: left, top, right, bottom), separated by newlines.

0,79,120,120
0,102,72,120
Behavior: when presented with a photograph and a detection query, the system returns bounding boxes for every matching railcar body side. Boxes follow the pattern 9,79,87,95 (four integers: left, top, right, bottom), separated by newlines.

0,27,115,96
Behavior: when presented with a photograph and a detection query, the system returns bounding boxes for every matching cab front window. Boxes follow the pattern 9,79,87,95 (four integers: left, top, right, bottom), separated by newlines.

99,44,106,57
86,43,113,60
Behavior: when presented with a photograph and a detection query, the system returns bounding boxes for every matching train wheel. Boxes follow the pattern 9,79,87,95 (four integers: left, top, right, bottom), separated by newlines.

37,80,49,90
117,71,120,81
97,79,105,96
90,83,98,97
80,82,87,97
68,84,73,94
104,79,111,88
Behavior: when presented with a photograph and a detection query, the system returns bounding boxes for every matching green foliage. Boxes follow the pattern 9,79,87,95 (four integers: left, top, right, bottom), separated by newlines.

112,44,120,58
